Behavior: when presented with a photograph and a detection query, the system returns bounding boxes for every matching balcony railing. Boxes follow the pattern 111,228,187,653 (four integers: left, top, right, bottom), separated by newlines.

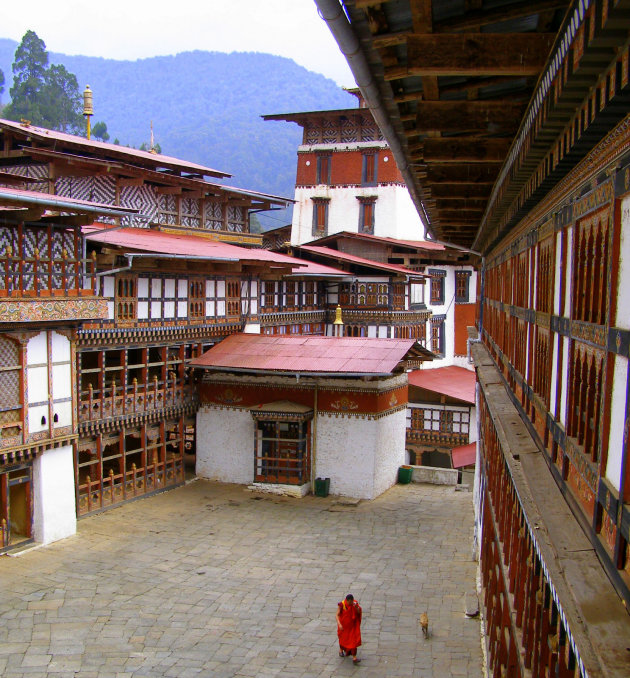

79,378,195,423
0,248,97,297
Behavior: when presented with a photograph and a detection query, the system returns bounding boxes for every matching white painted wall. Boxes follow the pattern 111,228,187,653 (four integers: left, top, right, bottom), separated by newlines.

617,196,630,329
196,406,254,484
291,184,425,245
315,410,405,499
606,354,627,491
32,445,76,544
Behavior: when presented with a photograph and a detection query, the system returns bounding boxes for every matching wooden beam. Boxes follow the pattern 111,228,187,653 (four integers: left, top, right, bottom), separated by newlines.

429,184,492,199
119,177,144,187
422,138,511,163
434,198,487,210
386,34,555,79
415,101,523,134
435,210,484,221
425,164,499,184
156,186,182,195
433,0,569,33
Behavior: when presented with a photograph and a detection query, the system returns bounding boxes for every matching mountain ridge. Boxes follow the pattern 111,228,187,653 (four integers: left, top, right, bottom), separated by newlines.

0,37,356,228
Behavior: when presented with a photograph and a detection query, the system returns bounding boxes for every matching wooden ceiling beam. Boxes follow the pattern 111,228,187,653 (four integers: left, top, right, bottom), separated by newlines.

421,137,511,163
385,33,555,79
425,164,499,184
433,198,487,210
432,0,569,33
415,101,523,133
429,184,493,199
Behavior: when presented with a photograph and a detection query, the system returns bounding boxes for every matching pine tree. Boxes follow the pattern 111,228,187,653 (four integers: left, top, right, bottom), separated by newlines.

4,30,83,134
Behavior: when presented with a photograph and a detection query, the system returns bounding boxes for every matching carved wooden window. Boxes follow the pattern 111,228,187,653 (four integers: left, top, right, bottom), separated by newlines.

311,198,329,237
392,282,405,310
455,271,471,303
532,326,551,408
189,279,205,321
515,251,528,308
116,275,137,321
284,281,297,311
430,316,445,356
181,197,200,228
0,336,22,441
429,269,446,305
361,153,377,186
226,280,240,318
358,198,376,234
567,341,604,464
572,207,610,325
536,235,555,314
412,407,470,435
316,154,331,184
303,281,315,308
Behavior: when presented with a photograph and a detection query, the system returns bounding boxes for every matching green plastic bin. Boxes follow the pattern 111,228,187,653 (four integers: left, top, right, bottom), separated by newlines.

398,466,413,484
314,477,330,497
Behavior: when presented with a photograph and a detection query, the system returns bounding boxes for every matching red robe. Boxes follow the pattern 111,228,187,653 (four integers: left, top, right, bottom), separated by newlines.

337,599,362,650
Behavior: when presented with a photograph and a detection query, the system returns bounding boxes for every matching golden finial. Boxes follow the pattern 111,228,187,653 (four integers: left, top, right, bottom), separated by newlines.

83,85,94,139
333,304,344,326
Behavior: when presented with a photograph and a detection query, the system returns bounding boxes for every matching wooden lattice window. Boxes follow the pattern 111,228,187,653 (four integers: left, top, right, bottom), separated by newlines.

567,341,604,464
429,269,445,305
455,271,471,303
536,235,555,314
312,198,329,237
515,251,529,308
532,326,551,407
226,280,240,317
358,198,376,234
316,154,331,184
431,316,445,355
392,282,405,310
189,279,205,321
362,153,377,186
0,336,22,440
572,207,610,325
116,275,137,321
303,281,315,307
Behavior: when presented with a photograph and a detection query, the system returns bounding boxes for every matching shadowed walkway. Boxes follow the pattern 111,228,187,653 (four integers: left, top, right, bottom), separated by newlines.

0,480,483,677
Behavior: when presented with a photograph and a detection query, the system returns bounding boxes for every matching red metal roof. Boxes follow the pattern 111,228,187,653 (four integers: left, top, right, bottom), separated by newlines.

287,259,349,277
298,245,427,278
451,443,476,469
0,118,229,178
83,225,306,267
190,333,417,375
308,231,446,252
408,366,476,404
0,187,137,217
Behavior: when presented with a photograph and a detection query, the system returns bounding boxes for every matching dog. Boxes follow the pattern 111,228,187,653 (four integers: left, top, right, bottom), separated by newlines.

419,612,429,639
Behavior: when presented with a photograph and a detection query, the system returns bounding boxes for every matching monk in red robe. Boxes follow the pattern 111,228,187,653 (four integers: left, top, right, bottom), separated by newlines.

336,594,362,664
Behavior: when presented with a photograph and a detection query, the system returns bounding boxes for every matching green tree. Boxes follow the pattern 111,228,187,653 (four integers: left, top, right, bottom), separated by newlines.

5,30,83,134
41,64,83,133
92,121,110,142
5,30,48,123
0,68,5,105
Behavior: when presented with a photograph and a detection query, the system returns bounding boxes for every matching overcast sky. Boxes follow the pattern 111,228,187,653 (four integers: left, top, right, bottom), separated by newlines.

1,0,356,87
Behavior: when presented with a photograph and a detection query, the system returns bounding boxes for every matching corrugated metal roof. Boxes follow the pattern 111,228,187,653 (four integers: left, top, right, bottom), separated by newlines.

286,259,349,277
0,118,229,178
190,333,417,375
83,225,306,267
298,244,426,278
451,442,476,469
408,366,476,404
0,187,137,217
307,231,446,252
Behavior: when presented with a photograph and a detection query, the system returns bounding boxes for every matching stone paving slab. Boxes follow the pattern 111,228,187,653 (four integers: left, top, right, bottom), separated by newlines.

0,480,483,677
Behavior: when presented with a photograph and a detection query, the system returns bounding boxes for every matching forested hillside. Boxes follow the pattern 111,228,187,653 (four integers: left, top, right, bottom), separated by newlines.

0,38,355,228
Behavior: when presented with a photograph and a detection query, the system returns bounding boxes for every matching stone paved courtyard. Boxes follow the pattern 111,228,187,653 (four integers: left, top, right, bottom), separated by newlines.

0,480,484,677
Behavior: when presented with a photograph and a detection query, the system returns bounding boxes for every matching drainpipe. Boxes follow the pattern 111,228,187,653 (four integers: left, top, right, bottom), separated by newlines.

314,0,432,235
312,381,318,493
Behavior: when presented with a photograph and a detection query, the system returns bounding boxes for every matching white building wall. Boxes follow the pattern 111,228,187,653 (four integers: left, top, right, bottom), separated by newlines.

291,184,426,245
196,407,254,484
372,409,407,497
617,196,630,329
606,354,627,491
32,445,76,544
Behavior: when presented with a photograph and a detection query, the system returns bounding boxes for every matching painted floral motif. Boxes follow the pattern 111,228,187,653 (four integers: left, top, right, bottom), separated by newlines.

330,396,359,411
214,388,243,405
